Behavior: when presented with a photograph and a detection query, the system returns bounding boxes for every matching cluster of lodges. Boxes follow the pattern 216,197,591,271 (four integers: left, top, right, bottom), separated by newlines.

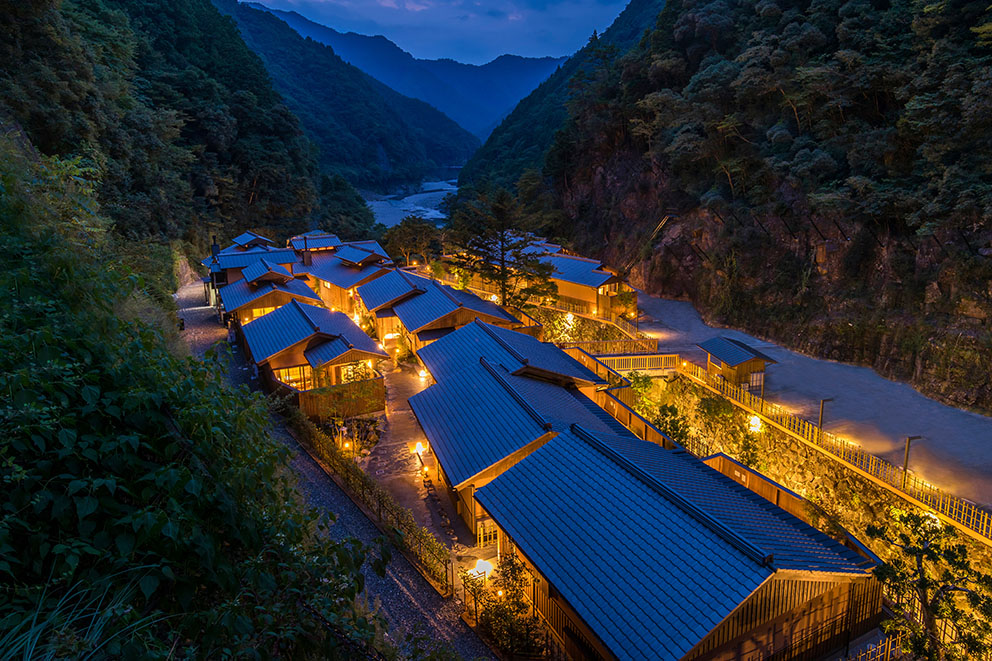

200,230,533,414
409,321,882,661
202,230,882,660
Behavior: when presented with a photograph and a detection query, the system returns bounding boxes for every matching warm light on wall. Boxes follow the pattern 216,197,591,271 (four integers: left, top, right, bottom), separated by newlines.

418,369,427,380
415,441,425,455
384,333,397,340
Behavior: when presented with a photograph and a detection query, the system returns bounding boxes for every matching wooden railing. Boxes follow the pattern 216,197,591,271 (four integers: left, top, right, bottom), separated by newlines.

598,353,680,373
677,360,992,544
846,634,905,661
556,339,658,355
562,347,679,450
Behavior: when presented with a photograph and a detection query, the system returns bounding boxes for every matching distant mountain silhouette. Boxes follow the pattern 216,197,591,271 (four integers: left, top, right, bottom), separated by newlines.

248,4,566,139
217,0,479,189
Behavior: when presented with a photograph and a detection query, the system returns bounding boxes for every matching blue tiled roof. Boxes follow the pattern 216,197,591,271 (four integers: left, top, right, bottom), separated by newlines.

357,269,423,311
335,244,383,265
289,232,341,251
417,320,604,386
415,327,455,343
344,240,389,260
300,252,390,290
590,434,872,574
409,362,551,487
698,337,777,366
501,371,633,436
232,230,273,247
541,253,615,288
214,249,299,271
475,429,774,661
241,259,292,285
217,277,320,313
241,300,385,365
393,275,520,332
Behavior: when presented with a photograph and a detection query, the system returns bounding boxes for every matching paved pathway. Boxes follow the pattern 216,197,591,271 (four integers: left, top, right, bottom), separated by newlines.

638,292,992,507
174,282,493,660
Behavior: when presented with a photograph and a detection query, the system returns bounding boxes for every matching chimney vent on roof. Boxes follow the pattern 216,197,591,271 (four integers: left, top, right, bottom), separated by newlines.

303,251,312,267
211,235,220,257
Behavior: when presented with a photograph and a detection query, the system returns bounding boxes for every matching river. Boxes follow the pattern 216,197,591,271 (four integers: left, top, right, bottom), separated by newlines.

364,178,458,228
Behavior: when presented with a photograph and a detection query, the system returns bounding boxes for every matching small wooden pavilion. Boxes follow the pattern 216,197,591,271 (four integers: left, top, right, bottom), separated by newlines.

216,258,322,325
698,336,777,394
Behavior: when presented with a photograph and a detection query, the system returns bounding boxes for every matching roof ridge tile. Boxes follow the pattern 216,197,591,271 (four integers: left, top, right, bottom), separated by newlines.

479,357,551,431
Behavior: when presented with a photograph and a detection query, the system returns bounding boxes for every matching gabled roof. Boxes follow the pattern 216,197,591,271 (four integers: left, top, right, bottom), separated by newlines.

335,243,385,266
232,231,274,247
241,300,386,365
392,274,520,333
698,336,777,367
211,249,300,271
217,277,320,313
289,231,341,251
343,240,390,261
298,252,391,290
409,359,553,488
356,269,424,311
590,433,874,574
417,319,604,387
542,252,616,288
241,259,293,285
475,427,775,661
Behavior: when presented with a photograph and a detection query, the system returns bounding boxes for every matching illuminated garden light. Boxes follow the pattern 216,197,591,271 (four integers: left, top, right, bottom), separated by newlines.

748,415,763,433
415,441,424,455
418,369,427,380
472,559,493,579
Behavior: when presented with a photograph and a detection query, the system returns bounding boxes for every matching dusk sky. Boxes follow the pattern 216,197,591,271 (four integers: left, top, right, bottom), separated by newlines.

255,0,629,64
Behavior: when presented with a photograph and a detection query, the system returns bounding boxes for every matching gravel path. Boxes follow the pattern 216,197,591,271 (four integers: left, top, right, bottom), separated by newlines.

175,282,493,660
638,292,992,507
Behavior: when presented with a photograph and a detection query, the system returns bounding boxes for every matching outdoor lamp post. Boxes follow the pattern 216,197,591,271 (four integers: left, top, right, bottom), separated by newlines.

818,397,834,443
902,435,922,490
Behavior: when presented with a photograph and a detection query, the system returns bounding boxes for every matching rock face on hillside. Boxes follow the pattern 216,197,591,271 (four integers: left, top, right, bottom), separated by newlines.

536,0,992,411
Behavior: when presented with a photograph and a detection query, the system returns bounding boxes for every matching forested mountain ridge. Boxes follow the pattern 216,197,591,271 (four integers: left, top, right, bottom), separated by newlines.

537,0,992,411
251,4,566,139
0,0,373,243
218,0,480,189
459,0,666,188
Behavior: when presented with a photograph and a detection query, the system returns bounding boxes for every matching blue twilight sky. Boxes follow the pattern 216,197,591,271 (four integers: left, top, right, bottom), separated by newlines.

255,0,629,64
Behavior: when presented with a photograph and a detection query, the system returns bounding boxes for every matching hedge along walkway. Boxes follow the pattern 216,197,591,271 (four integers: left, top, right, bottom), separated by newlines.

637,291,992,509
174,282,493,660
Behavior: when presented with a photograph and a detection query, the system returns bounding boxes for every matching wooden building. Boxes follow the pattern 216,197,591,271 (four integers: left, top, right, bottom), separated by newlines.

698,336,777,393
294,240,392,316
535,243,636,319
216,258,322,325
475,426,881,661
410,319,641,542
356,269,524,354
202,247,299,306
240,300,388,417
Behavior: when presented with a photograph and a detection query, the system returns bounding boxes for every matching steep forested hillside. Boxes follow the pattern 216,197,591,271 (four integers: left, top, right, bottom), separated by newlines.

253,4,566,139
459,0,665,188
539,0,992,410
220,1,479,188
0,0,373,242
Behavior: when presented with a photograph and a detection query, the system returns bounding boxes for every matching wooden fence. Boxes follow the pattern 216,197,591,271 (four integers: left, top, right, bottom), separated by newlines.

297,373,386,420
677,360,992,545
845,634,904,661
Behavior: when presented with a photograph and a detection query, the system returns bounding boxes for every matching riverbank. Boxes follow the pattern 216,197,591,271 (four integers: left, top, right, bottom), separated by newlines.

364,179,457,228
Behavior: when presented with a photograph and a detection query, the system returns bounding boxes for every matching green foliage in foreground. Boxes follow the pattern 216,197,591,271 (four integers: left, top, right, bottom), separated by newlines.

0,136,385,656
868,511,992,661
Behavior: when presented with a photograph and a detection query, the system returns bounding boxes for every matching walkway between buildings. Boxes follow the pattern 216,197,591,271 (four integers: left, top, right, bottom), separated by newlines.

174,282,493,660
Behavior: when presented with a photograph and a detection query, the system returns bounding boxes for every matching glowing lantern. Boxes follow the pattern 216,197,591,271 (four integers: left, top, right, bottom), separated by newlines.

415,441,424,455
472,559,493,579
418,369,427,380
